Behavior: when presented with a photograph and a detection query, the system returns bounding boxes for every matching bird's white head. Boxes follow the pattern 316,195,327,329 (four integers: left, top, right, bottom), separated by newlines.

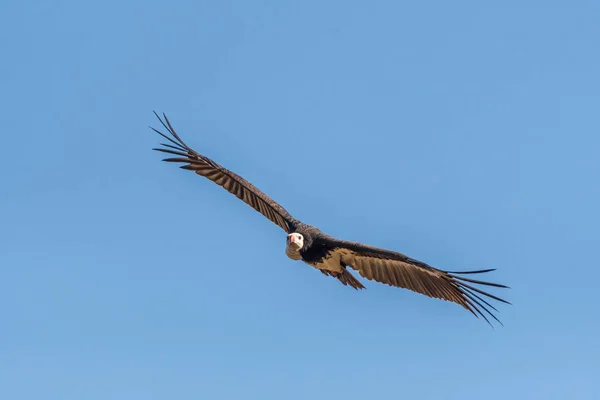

285,233,304,260
287,233,304,249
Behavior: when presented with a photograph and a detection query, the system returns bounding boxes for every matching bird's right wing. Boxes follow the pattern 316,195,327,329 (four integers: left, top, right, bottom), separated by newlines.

320,235,510,326
151,112,297,233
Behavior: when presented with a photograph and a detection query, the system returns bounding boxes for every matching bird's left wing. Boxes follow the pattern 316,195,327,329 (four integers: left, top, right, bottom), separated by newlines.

320,235,510,326
151,112,297,233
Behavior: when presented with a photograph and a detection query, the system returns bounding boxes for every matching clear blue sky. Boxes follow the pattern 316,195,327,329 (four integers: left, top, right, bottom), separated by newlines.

2,1,599,399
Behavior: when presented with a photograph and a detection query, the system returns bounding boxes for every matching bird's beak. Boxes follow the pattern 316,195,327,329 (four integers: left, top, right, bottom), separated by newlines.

288,235,294,244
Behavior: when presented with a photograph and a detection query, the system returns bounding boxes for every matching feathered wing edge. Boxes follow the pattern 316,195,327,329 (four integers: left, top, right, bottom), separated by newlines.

440,268,511,327
150,111,296,233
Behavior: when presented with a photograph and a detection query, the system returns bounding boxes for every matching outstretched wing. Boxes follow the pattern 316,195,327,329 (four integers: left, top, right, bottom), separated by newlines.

321,235,510,326
151,112,297,233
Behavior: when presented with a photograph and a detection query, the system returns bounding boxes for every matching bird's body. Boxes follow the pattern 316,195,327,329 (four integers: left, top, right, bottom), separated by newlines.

151,112,510,326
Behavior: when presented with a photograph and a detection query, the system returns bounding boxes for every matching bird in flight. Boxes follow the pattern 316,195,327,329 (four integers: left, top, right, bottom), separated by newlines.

151,112,510,326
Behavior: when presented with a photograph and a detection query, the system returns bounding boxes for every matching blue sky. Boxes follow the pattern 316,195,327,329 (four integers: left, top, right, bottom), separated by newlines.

2,1,599,399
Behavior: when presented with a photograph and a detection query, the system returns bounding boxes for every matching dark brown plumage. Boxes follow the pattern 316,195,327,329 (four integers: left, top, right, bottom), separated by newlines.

151,112,510,327
151,112,297,233
301,232,509,326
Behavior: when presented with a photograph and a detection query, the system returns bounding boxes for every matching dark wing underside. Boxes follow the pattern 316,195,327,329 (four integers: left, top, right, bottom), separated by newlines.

323,237,510,327
151,112,296,233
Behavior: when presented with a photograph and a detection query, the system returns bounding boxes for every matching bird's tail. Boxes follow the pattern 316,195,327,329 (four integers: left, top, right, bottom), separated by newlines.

321,268,365,290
